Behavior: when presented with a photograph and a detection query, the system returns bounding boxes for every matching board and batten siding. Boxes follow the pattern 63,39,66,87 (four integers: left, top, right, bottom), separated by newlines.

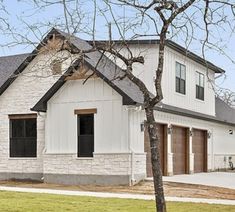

116,43,216,116
212,124,235,170
213,124,235,155
45,78,131,154
128,109,145,153
162,46,215,116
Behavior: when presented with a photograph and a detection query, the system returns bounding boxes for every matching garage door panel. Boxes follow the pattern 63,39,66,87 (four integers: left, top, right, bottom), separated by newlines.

172,126,188,175
193,129,207,173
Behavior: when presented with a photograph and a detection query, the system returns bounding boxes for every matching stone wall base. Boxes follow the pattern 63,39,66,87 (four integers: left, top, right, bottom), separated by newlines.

0,172,146,186
0,172,43,182
44,174,130,186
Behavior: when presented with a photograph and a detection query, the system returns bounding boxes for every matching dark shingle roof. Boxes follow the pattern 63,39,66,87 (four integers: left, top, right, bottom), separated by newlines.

215,97,235,124
155,97,235,126
31,29,144,111
0,53,29,89
58,29,145,104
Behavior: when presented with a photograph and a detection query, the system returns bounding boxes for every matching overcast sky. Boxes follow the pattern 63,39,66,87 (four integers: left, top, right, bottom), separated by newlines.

0,1,234,92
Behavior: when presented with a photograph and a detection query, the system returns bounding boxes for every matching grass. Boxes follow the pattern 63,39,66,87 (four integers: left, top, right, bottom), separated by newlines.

0,191,235,212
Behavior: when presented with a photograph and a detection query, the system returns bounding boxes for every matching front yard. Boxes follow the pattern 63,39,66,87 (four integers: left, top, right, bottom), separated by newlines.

0,191,235,212
1,180,235,200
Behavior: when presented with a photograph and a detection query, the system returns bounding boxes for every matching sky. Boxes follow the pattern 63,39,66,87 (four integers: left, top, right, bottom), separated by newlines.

0,0,235,92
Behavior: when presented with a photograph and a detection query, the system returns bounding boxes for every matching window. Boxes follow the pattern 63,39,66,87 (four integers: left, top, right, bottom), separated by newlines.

196,72,205,100
175,62,186,94
76,110,96,157
9,115,37,157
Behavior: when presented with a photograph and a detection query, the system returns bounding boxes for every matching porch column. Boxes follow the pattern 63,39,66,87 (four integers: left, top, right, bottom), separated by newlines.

189,127,194,174
167,124,173,176
207,130,212,171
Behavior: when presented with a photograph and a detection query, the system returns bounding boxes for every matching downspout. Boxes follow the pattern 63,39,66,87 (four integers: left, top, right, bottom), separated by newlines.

37,111,47,154
130,150,135,186
211,129,214,171
37,111,46,182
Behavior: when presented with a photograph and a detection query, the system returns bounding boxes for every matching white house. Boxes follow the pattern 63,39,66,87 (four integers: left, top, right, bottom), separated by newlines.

0,28,234,185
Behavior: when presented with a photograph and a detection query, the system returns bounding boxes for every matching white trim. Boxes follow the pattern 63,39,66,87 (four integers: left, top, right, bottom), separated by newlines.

44,153,75,155
214,154,235,156
76,157,93,160
195,97,205,103
93,152,146,155
8,157,38,160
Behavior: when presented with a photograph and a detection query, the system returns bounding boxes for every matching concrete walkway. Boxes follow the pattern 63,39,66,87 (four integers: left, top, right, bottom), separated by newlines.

0,186,235,206
163,172,235,189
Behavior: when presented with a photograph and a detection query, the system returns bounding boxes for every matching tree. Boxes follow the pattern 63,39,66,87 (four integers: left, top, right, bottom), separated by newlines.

1,1,235,211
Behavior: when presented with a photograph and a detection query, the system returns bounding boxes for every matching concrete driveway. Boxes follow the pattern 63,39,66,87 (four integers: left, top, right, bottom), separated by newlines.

163,172,235,189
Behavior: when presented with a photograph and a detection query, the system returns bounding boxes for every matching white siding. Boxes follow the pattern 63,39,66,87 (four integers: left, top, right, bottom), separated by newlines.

45,78,129,154
128,109,145,153
162,47,215,116
116,44,216,116
213,125,235,155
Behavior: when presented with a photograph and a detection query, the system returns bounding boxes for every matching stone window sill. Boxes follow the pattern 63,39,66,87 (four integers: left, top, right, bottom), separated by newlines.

76,157,93,160
8,157,38,160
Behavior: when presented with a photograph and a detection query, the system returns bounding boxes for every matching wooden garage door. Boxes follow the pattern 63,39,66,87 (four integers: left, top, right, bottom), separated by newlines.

192,129,207,173
144,124,166,177
172,126,188,175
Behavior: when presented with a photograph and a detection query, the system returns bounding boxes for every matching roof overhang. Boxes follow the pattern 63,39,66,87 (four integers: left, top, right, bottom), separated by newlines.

155,102,235,127
31,59,138,112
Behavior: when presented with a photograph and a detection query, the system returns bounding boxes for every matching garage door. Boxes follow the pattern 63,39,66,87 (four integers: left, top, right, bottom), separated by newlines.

172,126,188,175
192,129,207,173
144,123,167,177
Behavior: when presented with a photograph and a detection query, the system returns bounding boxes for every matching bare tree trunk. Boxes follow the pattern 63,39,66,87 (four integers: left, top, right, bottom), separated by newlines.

145,107,166,212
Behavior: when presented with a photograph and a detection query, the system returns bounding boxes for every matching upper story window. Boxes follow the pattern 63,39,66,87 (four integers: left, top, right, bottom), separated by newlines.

196,72,205,101
175,62,186,95
9,114,37,157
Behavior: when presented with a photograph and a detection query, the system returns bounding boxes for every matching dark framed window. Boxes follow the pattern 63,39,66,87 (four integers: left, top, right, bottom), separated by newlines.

9,115,37,157
175,62,186,95
196,72,205,100
77,114,94,157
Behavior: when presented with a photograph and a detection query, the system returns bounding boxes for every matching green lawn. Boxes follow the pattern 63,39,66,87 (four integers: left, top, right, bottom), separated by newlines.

0,191,235,212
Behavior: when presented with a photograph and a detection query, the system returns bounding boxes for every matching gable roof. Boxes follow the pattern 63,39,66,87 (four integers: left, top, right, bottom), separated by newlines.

30,28,145,111
0,53,29,95
0,29,232,127
0,29,66,96
0,28,145,108
0,28,225,100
